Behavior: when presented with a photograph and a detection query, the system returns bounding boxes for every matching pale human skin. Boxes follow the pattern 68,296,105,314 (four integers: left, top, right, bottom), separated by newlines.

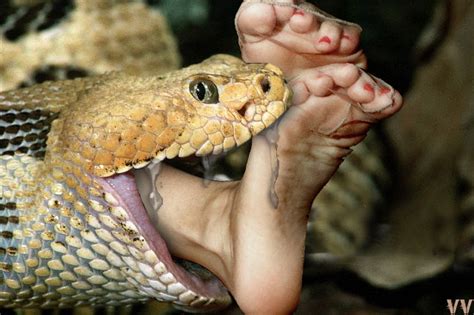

154,1,402,314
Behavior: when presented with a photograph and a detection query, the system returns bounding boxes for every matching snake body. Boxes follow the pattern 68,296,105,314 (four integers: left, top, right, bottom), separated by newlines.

0,0,180,91
0,54,291,311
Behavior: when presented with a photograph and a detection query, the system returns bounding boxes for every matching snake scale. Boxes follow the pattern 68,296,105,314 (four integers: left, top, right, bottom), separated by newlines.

0,54,291,311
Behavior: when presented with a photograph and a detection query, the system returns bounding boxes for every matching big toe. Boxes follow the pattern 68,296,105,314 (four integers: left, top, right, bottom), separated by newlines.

237,2,277,41
237,0,295,41
289,7,317,34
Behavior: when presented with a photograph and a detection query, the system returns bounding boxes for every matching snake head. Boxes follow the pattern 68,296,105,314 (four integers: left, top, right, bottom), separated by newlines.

141,53,292,159
43,55,292,311
181,54,292,150
56,54,291,176
0,55,291,311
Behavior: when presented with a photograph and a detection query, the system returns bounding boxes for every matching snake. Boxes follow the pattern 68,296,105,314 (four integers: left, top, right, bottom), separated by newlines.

0,54,292,312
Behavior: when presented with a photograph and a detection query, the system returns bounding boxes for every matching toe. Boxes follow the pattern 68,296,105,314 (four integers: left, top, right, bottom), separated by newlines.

289,8,316,34
314,21,342,53
236,2,277,41
374,78,403,115
347,72,377,105
339,25,362,54
273,0,297,24
290,81,311,105
390,89,404,114
364,87,403,120
315,63,360,88
304,75,335,97
349,75,399,113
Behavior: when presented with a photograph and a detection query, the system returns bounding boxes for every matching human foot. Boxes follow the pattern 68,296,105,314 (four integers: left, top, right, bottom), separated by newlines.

267,63,402,209
153,63,402,314
236,0,367,77
227,64,402,313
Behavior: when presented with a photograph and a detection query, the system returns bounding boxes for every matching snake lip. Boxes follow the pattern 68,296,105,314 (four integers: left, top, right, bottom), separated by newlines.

97,170,231,310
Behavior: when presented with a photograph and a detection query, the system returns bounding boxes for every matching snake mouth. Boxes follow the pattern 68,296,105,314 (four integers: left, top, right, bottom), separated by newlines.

97,166,231,311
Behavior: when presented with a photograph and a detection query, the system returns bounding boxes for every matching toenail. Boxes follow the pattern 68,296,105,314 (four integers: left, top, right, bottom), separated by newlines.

363,83,374,93
318,36,331,44
342,34,351,40
380,86,391,94
293,9,305,16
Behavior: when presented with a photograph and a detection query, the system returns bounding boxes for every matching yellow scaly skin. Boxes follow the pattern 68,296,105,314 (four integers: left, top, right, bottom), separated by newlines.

0,54,291,311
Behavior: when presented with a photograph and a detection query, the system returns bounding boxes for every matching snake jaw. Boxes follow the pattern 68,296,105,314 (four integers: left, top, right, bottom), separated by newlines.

54,55,292,179
97,172,232,311
102,63,292,309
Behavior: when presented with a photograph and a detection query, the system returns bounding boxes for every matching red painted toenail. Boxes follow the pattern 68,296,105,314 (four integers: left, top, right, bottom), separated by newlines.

319,36,331,44
363,83,374,93
380,86,391,94
294,9,305,16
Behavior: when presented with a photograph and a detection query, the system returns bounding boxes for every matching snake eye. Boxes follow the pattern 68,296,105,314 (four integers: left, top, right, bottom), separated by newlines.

189,79,219,104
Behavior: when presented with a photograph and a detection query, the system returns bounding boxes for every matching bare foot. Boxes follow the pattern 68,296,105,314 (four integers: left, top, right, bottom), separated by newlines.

267,63,402,209
155,64,402,314
236,0,367,76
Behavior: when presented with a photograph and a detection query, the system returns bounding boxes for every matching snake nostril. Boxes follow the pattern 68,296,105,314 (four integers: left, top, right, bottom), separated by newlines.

261,76,271,94
238,105,247,118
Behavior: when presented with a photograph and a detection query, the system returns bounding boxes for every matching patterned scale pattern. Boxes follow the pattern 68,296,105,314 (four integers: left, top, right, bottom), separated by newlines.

0,154,42,305
0,0,180,91
0,109,57,158
0,152,213,308
0,54,291,311
0,152,211,308
0,0,74,42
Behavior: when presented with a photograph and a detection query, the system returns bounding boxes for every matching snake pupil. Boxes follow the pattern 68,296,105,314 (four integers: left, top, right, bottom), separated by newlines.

195,82,206,101
189,79,219,104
